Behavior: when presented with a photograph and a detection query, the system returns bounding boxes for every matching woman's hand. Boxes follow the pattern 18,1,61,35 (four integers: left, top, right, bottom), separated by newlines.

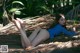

72,26,80,35
72,27,76,32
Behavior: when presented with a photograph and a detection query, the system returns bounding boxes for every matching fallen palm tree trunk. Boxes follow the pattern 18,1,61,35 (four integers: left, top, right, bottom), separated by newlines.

8,39,80,53
0,14,55,35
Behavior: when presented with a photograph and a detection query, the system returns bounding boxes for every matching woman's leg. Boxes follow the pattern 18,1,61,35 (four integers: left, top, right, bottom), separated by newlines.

16,18,42,44
28,28,41,42
14,18,49,48
12,20,32,48
31,29,50,46
21,36,26,48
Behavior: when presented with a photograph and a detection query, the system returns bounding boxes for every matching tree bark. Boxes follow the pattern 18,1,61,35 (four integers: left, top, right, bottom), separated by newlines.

0,14,55,35
8,39,80,53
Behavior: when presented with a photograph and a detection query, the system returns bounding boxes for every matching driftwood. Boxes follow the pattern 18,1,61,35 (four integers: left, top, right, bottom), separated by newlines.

8,39,80,53
0,14,55,35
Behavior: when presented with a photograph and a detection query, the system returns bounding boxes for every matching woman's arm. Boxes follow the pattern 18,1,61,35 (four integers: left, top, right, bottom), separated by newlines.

61,26,76,36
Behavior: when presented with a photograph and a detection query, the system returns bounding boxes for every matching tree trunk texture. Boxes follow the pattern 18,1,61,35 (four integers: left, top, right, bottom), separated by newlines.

0,14,55,35
8,39,80,53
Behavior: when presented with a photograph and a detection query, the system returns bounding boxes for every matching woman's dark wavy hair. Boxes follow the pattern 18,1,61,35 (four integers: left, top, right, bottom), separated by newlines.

50,13,66,28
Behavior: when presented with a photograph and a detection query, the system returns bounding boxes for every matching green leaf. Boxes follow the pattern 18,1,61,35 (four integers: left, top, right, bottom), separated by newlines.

41,6,50,12
9,8,24,13
12,1,24,6
14,11,21,15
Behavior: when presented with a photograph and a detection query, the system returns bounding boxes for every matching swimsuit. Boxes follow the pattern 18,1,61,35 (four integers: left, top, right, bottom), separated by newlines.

48,24,76,39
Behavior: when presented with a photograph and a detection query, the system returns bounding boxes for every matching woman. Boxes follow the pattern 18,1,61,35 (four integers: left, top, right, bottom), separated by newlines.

12,14,77,50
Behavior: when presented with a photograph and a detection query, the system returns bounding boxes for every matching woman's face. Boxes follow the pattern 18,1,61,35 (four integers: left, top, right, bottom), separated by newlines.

58,14,66,25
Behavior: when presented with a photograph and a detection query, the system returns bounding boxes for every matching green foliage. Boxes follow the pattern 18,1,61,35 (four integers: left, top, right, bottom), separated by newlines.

7,1,25,17
12,1,24,6
1,0,80,18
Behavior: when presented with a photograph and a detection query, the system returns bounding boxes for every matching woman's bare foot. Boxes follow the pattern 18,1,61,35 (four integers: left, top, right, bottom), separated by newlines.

16,18,26,27
12,19,22,30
